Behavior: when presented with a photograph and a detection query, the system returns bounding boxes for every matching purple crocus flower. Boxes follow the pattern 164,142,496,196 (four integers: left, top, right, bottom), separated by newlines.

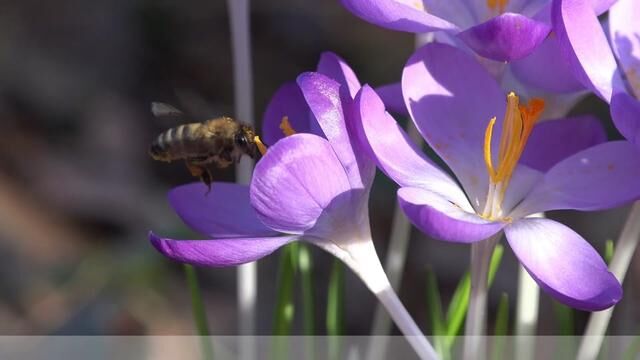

149,53,437,358
342,0,619,117
150,52,374,267
355,42,640,311
341,0,615,62
554,0,640,148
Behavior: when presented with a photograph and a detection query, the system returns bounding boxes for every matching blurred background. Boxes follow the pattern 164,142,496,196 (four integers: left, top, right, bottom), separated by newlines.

0,0,636,336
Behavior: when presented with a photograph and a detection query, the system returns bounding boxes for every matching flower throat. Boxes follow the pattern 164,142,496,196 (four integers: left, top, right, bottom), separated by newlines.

481,92,544,220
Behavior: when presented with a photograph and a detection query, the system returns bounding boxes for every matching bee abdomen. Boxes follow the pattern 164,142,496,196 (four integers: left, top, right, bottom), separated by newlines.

149,123,201,161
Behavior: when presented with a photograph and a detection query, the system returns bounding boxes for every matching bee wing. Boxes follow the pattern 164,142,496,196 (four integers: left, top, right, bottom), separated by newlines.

151,102,184,118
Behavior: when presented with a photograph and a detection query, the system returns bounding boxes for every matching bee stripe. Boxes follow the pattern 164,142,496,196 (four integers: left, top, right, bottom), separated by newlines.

175,125,186,154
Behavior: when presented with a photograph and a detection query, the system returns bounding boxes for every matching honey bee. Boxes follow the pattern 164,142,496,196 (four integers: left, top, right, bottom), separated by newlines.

149,109,259,191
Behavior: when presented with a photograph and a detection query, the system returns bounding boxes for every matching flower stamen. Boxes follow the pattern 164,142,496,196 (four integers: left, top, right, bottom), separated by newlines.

254,116,297,156
482,92,544,219
487,0,509,14
254,136,267,155
280,116,296,136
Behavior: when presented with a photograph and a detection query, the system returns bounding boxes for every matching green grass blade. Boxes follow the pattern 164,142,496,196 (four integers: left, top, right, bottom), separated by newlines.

327,259,345,360
272,243,298,335
444,244,504,351
326,258,345,335
184,264,214,360
552,302,575,336
622,336,640,360
298,244,315,335
445,244,504,337
445,272,470,338
488,244,504,285
604,239,615,265
492,293,509,360
426,267,449,360
298,244,315,360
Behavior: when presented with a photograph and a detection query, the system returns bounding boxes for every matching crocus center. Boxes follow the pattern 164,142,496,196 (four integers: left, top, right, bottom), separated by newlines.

487,0,508,14
481,92,544,219
254,116,297,156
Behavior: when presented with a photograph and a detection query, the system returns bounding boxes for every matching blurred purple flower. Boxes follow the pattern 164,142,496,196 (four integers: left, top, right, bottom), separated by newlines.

355,42,640,311
343,0,619,117
341,0,614,62
554,0,640,148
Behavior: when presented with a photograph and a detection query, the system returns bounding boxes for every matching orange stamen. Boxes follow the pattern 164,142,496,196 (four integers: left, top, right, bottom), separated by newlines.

254,136,267,155
487,0,509,14
280,116,296,136
482,92,545,217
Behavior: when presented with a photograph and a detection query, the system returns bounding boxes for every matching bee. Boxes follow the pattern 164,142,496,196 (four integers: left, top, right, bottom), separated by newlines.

149,106,259,191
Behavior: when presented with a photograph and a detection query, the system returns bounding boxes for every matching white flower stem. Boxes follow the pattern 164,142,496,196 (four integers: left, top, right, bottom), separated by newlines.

368,31,434,360
463,234,501,360
227,0,256,358
577,201,640,360
318,234,439,360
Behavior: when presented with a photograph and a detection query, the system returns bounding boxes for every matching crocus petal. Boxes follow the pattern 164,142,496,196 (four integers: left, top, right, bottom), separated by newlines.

354,85,469,206
149,232,297,267
510,34,585,93
262,82,315,146
458,13,551,62
250,134,354,236
403,43,504,211
609,0,640,98
534,0,618,23
611,92,640,147
169,183,278,238
340,0,459,34
505,218,621,311
317,52,361,99
297,72,374,189
553,0,623,102
375,82,408,115
512,141,640,217
520,115,607,172
398,187,505,243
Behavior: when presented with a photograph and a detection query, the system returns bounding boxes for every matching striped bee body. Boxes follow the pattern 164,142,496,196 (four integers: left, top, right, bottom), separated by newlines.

149,116,258,190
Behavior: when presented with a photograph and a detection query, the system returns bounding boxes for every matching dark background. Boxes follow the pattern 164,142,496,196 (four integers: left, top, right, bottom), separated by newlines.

0,0,636,336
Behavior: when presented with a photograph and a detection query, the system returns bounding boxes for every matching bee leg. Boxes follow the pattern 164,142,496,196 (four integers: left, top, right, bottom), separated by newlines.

201,168,213,195
185,162,212,194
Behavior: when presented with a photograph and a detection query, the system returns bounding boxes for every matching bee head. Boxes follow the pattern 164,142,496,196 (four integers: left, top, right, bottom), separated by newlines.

235,125,259,158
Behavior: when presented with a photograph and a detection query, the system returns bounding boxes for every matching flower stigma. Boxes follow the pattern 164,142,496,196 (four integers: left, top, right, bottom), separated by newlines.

481,92,544,220
253,116,297,156
486,0,508,14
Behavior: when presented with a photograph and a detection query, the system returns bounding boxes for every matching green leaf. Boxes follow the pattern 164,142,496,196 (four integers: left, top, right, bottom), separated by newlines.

494,293,509,336
184,264,214,360
298,244,316,360
604,239,615,265
298,244,315,335
326,258,345,336
445,244,504,339
488,244,504,285
326,259,345,360
623,336,640,360
272,243,298,335
445,272,470,338
426,268,446,335
426,268,449,360
492,293,509,360
552,301,575,336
